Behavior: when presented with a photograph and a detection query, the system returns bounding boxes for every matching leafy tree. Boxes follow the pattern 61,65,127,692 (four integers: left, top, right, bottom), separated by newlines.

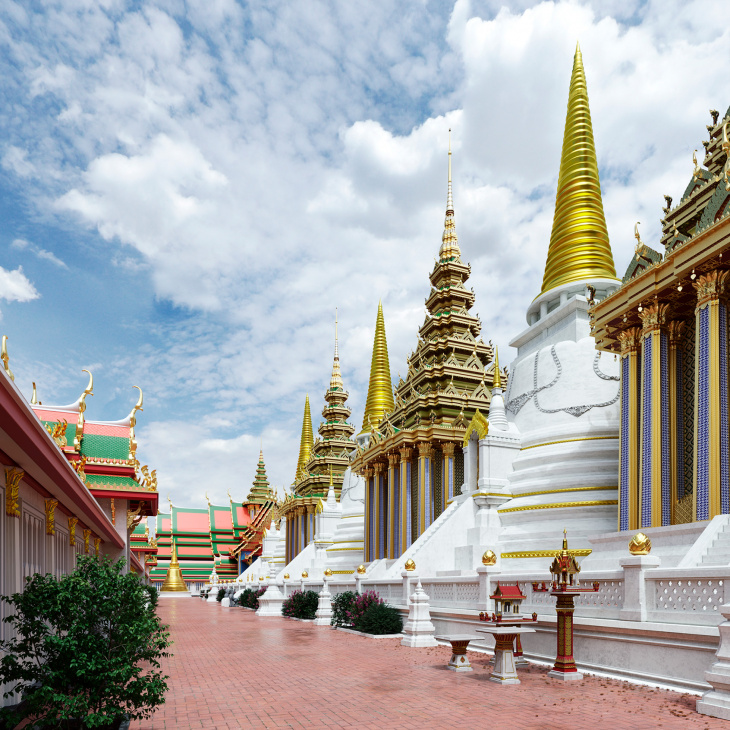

0,555,171,729
216,587,226,602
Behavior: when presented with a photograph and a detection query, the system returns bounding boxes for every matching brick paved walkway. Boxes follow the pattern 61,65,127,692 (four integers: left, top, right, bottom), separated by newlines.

134,597,726,729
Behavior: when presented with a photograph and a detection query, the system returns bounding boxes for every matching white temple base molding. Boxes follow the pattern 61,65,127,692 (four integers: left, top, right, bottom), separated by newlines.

698,603,730,719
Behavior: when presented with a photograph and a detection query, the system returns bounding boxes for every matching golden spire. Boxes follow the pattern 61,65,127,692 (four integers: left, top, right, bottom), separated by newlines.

329,309,343,391
540,43,617,295
160,540,188,592
439,128,460,259
295,395,314,482
492,347,502,389
360,301,394,434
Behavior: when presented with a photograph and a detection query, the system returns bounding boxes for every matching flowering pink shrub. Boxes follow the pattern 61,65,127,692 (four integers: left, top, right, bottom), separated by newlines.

345,590,383,627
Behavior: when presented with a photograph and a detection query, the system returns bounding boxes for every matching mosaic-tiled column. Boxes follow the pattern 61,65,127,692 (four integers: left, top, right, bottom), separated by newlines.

442,442,455,507
417,442,433,537
363,467,374,562
373,462,386,559
617,327,642,531
399,447,412,555
639,304,671,528
306,505,315,547
693,270,730,521
668,320,687,523
387,453,399,559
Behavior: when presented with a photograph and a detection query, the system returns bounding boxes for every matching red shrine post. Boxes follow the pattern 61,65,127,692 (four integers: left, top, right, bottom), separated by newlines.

532,530,599,681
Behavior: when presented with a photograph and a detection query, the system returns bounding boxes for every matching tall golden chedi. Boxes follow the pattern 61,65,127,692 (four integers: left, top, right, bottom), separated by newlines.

294,395,314,482
361,301,395,434
282,317,357,562
540,42,617,296
352,136,500,561
159,540,188,593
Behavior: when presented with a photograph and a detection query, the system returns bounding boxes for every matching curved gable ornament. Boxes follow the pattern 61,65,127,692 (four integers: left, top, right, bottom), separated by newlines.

463,409,489,446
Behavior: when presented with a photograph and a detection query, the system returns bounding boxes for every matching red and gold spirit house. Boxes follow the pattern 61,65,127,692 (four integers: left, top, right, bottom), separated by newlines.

533,531,599,680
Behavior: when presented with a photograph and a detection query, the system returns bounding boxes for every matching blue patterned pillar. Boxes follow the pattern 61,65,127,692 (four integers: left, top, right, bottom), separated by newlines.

639,303,672,528
443,442,455,505
668,321,687,523
693,270,730,521
618,327,642,531
364,467,374,562
399,447,412,554
387,454,398,559
374,462,386,559
417,442,432,536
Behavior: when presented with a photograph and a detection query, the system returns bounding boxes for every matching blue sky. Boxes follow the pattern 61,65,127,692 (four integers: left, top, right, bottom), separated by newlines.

1,0,728,507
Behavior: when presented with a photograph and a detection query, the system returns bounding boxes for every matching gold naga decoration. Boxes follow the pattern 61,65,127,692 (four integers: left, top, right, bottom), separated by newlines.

539,43,618,295
360,301,395,434
72,455,87,483
137,463,157,491
5,467,24,517
128,386,143,460
127,501,146,530
74,369,94,449
94,537,101,556
45,419,68,448
1,336,14,382
83,529,91,554
45,498,59,535
68,516,79,546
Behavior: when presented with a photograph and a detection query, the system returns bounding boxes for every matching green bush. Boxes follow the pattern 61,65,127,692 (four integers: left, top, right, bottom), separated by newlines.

239,587,266,609
216,587,226,602
331,591,358,627
145,584,159,609
281,589,318,619
0,555,171,729
355,602,403,635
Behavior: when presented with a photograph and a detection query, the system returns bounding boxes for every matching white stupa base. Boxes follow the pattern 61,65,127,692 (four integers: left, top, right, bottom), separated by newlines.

158,592,192,598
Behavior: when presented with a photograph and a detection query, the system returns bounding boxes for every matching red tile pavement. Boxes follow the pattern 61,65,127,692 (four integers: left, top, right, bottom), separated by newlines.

133,598,726,730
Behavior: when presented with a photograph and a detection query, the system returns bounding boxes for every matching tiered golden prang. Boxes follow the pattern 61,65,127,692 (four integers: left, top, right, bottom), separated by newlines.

540,43,617,294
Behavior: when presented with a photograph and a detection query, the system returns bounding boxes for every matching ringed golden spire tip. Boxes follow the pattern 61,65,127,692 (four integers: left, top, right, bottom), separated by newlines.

294,395,314,482
539,44,618,295
360,301,394,434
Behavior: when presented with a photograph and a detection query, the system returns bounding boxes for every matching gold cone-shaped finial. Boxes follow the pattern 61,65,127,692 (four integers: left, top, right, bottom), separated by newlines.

540,43,617,295
294,395,314,482
360,301,395,434
492,347,502,389
330,309,343,391
160,541,188,592
439,129,460,259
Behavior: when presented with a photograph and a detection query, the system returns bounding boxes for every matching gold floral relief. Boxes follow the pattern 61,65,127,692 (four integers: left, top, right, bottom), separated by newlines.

5,467,24,518
45,498,59,535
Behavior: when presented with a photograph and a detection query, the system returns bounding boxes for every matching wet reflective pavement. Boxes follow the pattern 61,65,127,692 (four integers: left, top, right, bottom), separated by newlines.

134,597,725,729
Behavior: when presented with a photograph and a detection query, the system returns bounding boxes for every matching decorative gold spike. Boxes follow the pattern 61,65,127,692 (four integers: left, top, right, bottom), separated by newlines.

540,44,618,295
128,386,143,425
439,129,460,259
360,301,394,434
1,336,14,382
294,396,314,482
30,382,38,405
492,347,502,389
330,311,343,391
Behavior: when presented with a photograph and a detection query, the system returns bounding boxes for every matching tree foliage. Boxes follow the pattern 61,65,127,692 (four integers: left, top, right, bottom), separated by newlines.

0,556,171,729
330,591,358,627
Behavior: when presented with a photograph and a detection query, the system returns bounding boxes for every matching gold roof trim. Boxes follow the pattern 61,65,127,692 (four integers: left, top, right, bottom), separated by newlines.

360,301,394,434
540,43,617,295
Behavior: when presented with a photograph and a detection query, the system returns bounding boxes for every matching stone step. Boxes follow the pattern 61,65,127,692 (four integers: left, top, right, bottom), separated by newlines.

702,550,730,565
711,537,730,549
